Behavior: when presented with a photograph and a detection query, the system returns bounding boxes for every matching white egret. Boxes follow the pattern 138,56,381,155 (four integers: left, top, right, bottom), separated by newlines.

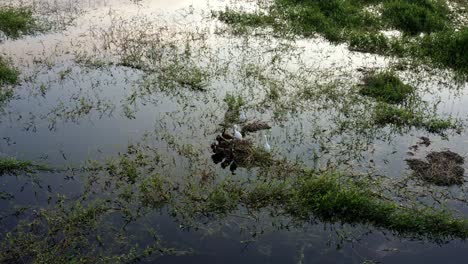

233,125,242,140
239,109,247,122
263,135,271,152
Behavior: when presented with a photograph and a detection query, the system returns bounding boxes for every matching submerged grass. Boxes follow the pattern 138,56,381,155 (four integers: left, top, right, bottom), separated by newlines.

2,144,468,262
0,6,36,39
288,172,468,239
381,0,450,35
372,102,459,134
0,56,18,86
216,0,468,75
0,56,19,105
359,71,415,104
0,157,51,175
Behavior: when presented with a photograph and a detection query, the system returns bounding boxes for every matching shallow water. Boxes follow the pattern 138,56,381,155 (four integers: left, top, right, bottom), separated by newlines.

1,0,468,262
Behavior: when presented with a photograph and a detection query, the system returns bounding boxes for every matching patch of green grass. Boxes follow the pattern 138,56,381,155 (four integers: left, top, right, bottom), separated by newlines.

159,62,209,91
416,28,468,75
216,0,468,74
372,102,459,134
224,93,245,112
0,157,51,175
359,72,415,104
217,0,452,39
382,0,450,35
0,56,18,86
424,117,460,134
373,103,421,126
288,172,468,239
0,7,36,39
216,9,276,33
349,32,390,53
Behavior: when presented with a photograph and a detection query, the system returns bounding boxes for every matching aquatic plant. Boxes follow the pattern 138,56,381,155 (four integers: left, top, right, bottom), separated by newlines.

216,0,468,75
358,71,415,104
382,0,449,35
0,6,36,39
0,56,18,86
2,139,468,262
0,156,51,175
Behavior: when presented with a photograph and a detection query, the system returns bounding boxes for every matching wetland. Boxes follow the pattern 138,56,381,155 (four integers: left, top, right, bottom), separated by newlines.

0,0,468,263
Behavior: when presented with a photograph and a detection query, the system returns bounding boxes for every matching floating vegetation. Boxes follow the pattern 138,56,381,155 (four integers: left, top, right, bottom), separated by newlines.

0,56,18,105
241,121,272,134
358,71,415,104
372,102,459,134
158,61,209,91
288,172,468,240
0,6,37,39
0,156,51,176
381,0,450,35
406,150,465,186
0,56,18,86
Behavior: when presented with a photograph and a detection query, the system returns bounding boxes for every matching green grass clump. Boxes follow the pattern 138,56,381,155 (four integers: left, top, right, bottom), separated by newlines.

372,102,458,134
424,118,459,134
224,93,245,112
373,103,421,126
0,157,51,175
159,62,208,91
0,7,36,38
288,173,468,239
216,9,276,31
382,0,450,35
216,0,467,74
349,32,389,53
359,72,415,104
217,0,452,40
0,57,18,105
0,56,18,86
417,28,468,75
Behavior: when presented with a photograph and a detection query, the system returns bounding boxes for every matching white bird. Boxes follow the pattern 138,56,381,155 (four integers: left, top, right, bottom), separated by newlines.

263,135,271,152
233,125,243,140
239,109,247,123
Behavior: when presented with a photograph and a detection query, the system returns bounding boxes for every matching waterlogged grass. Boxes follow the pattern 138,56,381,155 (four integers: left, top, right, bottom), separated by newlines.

217,0,453,38
159,62,209,91
0,6,36,39
0,56,18,86
216,0,468,75
0,157,51,175
416,28,468,75
372,102,459,134
288,173,468,239
352,71,460,134
359,71,415,104
381,0,450,35
0,56,18,105
2,144,468,263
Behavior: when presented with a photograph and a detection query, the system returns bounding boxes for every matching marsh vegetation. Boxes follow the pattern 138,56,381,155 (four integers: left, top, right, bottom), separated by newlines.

0,0,467,263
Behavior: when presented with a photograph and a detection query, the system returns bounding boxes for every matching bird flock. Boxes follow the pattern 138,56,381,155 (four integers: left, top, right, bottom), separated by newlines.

232,109,271,152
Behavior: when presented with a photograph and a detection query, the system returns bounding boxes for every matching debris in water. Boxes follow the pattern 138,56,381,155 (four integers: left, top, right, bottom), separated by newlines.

418,136,431,147
241,121,272,134
212,121,273,173
406,150,465,186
